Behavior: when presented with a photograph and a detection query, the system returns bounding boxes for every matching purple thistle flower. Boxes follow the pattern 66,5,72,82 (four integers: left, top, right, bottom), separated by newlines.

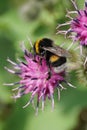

57,0,87,46
4,41,75,113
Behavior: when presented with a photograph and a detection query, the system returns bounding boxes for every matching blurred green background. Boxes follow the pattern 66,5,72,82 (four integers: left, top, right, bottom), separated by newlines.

0,0,87,130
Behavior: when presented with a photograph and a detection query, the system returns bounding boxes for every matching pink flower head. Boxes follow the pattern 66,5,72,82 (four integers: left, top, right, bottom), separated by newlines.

4,42,75,113
57,0,87,46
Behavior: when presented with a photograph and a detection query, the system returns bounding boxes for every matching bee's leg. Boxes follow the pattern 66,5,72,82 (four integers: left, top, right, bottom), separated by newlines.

39,50,46,65
39,57,43,65
46,64,52,80
33,51,36,60
47,69,51,79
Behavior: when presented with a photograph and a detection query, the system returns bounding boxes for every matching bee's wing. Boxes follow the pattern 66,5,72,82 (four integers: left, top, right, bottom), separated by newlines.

43,44,70,57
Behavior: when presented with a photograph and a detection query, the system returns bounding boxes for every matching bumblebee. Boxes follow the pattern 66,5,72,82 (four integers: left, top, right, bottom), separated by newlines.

34,38,69,73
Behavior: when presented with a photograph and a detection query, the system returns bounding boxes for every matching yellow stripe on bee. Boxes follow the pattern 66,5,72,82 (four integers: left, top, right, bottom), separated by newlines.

35,39,41,54
50,55,59,63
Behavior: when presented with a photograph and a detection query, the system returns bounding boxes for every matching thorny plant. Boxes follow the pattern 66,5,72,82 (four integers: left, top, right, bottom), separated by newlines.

4,0,87,114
